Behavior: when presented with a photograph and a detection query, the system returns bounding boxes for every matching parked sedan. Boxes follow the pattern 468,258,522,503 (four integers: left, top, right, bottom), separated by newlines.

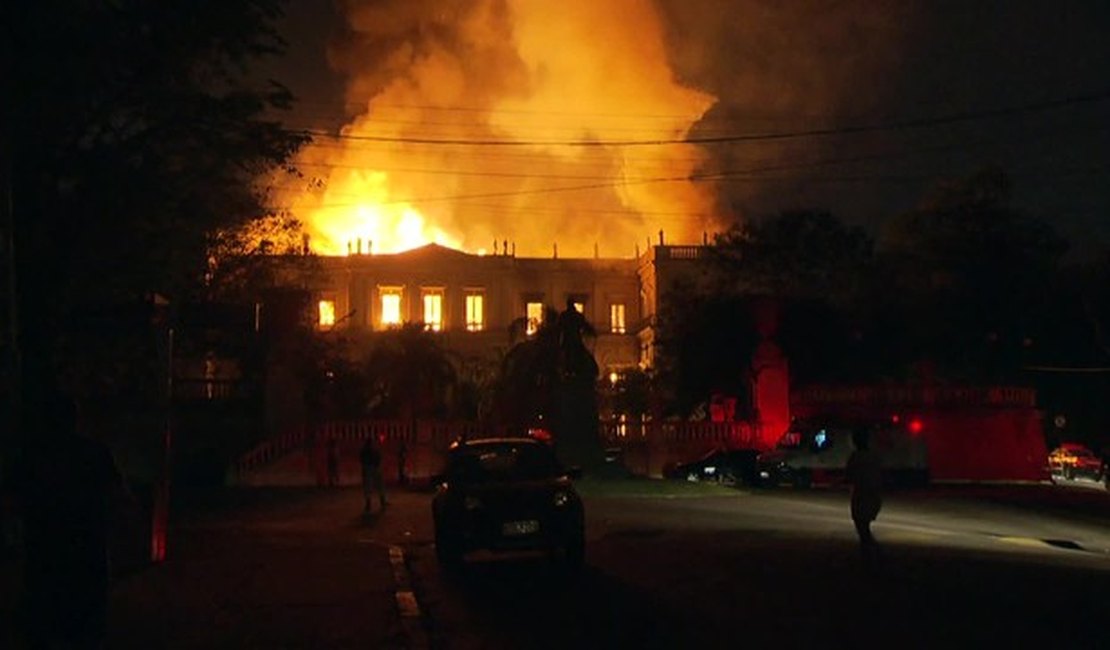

431,437,585,570
1048,443,1105,482
663,448,760,486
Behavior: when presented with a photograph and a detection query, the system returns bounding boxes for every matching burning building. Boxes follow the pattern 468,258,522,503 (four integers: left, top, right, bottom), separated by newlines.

305,237,708,376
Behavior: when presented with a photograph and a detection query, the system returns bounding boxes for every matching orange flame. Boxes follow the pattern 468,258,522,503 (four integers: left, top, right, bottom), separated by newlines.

287,0,719,258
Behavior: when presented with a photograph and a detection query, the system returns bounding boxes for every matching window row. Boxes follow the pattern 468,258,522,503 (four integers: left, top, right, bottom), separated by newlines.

317,290,628,335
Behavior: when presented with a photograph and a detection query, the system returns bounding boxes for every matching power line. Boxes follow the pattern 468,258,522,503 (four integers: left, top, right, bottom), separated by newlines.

290,90,1110,148
267,127,1109,211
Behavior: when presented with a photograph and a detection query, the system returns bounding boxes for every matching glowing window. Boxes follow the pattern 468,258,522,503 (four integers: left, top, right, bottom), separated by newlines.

318,299,336,330
465,293,484,332
573,302,585,314
610,303,626,334
422,291,443,332
380,289,402,328
526,302,544,335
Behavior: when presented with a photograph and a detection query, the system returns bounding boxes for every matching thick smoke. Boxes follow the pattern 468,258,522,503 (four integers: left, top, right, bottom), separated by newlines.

655,0,920,225
287,0,918,257
290,0,717,257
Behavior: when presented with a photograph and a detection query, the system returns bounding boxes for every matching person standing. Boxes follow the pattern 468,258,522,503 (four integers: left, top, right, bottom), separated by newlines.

10,391,126,648
845,425,883,561
397,440,408,486
360,436,386,514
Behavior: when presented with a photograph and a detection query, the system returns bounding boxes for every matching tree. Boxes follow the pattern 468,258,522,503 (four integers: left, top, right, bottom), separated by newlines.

710,209,874,306
364,324,458,420
654,288,757,418
655,209,874,410
877,168,1068,381
4,0,307,407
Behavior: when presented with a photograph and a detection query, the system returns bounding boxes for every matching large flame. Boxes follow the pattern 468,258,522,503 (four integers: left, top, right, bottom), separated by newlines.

284,0,719,258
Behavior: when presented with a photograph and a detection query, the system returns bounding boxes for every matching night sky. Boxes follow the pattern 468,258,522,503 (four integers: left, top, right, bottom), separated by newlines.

263,0,1109,258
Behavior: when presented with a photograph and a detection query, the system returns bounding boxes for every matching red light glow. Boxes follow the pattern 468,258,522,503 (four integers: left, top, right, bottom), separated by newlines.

909,419,924,435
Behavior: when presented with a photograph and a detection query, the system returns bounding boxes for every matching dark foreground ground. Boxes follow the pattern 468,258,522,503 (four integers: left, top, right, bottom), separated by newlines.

3,480,1109,649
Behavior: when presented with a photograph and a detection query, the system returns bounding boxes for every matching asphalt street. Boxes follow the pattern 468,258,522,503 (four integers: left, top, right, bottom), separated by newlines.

8,480,1108,649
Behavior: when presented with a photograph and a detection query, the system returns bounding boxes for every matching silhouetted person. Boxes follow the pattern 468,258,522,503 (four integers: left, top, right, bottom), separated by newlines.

397,440,408,486
326,437,340,487
11,391,125,648
846,425,883,562
360,437,386,514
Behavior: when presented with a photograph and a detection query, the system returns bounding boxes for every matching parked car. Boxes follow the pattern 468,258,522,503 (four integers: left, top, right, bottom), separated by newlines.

663,448,760,486
1048,443,1105,482
431,437,585,570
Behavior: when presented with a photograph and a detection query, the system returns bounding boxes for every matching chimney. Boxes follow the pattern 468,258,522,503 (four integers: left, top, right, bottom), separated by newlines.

635,243,640,258
594,242,599,259
503,239,509,256
511,242,516,257
302,234,310,255
553,243,558,259
493,239,499,255
356,238,363,255
703,231,708,245
658,229,664,246
367,240,373,255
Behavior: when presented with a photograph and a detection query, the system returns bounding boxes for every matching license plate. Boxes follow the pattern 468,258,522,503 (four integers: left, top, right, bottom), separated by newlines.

501,519,540,536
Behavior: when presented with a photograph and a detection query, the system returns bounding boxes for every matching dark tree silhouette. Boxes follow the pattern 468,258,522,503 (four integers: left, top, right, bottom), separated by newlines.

5,0,307,408
364,324,458,420
877,168,1067,381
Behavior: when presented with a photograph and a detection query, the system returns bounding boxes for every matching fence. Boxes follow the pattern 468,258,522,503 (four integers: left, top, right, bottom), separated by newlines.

600,418,759,477
234,418,762,484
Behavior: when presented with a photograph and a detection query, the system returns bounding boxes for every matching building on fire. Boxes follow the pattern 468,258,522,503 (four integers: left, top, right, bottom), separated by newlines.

305,240,710,375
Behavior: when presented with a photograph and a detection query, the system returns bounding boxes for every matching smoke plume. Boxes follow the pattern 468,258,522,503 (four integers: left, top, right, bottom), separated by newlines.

284,0,917,257
288,0,717,257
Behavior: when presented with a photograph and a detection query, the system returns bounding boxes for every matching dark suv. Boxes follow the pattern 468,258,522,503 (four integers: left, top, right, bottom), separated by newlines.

432,438,585,570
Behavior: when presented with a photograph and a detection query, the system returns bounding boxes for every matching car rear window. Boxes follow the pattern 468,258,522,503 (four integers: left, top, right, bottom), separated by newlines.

449,443,561,482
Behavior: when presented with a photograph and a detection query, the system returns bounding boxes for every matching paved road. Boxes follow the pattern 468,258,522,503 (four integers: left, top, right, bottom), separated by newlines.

408,482,1110,649
8,481,1105,649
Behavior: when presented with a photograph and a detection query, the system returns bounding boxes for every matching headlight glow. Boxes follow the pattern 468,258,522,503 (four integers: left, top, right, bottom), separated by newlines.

553,491,571,507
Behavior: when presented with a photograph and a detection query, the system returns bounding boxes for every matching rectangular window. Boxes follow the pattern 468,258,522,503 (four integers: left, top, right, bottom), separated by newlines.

422,291,443,332
526,302,544,336
318,299,336,330
610,303,626,334
380,288,402,328
465,293,485,332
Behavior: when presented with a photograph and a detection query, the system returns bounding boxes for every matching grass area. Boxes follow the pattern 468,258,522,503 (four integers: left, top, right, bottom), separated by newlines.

574,475,743,498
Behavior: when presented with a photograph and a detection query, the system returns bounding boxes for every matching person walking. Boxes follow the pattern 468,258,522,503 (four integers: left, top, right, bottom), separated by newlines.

845,425,883,562
360,436,386,514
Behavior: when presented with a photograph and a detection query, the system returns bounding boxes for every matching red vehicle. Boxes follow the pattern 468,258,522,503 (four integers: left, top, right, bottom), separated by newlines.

1047,443,1105,483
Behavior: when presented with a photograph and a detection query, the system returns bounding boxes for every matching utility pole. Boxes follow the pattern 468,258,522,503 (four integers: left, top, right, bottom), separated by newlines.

1,97,20,466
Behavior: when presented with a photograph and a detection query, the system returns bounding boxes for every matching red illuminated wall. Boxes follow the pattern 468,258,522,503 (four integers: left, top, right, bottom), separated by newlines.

791,386,1049,482
921,409,1048,481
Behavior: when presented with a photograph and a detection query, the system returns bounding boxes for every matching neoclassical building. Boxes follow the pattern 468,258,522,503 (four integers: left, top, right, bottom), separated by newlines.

305,241,710,375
